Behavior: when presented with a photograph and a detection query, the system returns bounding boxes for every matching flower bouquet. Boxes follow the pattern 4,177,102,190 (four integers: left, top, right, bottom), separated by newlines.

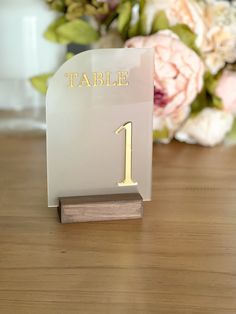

32,0,236,146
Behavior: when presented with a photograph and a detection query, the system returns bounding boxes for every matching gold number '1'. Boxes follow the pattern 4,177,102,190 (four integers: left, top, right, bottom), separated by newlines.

115,121,137,186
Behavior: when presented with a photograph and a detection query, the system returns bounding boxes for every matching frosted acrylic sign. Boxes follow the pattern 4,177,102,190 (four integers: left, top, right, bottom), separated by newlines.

46,48,154,207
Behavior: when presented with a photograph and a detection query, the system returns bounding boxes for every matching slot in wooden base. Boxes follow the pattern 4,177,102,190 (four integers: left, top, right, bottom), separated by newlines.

58,193,143,223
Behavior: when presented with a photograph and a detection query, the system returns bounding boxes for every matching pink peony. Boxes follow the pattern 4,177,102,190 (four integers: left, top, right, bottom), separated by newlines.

216,70,236,115
125,30,204,141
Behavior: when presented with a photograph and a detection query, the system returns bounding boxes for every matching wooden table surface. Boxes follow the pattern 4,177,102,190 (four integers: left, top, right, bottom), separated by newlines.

0,135,236,314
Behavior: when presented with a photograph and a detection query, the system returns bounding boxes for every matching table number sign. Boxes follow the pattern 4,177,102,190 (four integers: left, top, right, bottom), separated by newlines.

46,48,154,222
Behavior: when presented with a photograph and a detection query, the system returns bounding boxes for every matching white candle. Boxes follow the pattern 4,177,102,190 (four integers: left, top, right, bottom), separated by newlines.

0,0,66,79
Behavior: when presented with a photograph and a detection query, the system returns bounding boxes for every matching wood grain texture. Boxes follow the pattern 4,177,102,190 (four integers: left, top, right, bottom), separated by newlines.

59,193,143,223
0,135,236,314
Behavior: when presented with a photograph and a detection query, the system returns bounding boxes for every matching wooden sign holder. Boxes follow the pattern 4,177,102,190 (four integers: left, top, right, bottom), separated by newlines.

58,193,143,223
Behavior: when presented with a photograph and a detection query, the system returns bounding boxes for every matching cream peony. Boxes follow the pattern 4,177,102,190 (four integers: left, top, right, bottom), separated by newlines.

216,70,236,115
125,30,204,142
175,108,234,146
168,0,236,74
168,0,207,48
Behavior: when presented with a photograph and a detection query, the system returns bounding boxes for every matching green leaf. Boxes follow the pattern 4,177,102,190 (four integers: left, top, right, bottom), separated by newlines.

65,52,74,61
191,72,223,114
128,20,140,38
47,0,65,12
225,118,236,144
139,0,146,13
204,72,217,94
169,24,199,54
139,12,147,35
104,11,119,31
191,88,209,114
204,71,223,109
153,128,169,141
118,1,132,38
30,73,53,95
151,10,169,33
138,0,147,35
212,95,223,109
204,71,222,94
57,19,100,45
44,16,70,44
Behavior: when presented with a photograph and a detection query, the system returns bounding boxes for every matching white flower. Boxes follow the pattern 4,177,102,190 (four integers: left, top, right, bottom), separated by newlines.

175,108,234,146
168,0,236,74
